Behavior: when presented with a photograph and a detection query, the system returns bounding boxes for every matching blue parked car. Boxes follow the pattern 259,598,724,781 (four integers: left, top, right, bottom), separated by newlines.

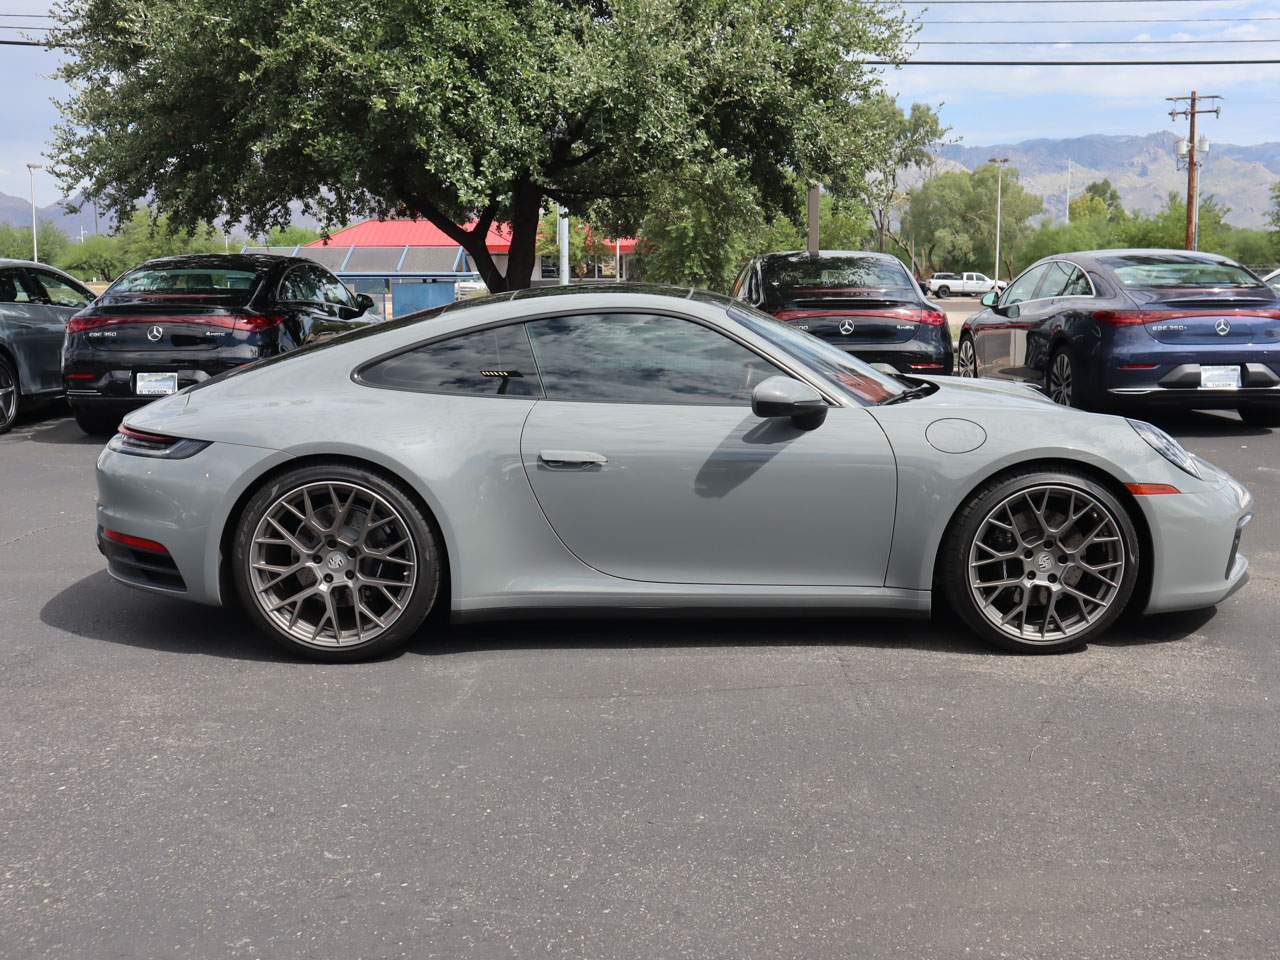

957,249,1280,426
0,259,96,434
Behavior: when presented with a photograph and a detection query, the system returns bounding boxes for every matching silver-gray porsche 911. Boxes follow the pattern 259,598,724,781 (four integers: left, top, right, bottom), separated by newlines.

94,285,1253,661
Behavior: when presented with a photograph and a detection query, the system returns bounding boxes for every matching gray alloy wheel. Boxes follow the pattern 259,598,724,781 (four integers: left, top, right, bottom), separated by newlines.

233,464,442,660
956,336,977,378
941,471,1139,653
0,355,18,435
1047,350,1074,406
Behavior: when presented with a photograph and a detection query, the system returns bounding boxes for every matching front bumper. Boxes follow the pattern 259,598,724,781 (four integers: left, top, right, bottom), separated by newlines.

1141,462,1254,613
95,439,286,606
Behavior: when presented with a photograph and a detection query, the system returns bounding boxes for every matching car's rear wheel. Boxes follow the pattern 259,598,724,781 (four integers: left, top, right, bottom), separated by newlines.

0,355,18,435
1237,404,1280,428
936,285,950,298
956,335,977,377
940,470,1139,653
72,405,121,436
232,463,442,661
1047,348,1077,407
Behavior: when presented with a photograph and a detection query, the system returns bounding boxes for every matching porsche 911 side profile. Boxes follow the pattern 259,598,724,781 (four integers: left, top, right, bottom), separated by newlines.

96,286,1253,661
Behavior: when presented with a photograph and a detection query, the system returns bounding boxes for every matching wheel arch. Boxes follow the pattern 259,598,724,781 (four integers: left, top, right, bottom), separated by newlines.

217,452,454,617
930,456,1154,614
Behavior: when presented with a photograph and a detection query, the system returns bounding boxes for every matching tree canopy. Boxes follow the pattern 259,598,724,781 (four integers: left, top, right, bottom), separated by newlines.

51,0,909,291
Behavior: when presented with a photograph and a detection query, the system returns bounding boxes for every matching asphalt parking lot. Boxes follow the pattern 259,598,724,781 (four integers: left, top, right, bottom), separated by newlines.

2,403,1278,960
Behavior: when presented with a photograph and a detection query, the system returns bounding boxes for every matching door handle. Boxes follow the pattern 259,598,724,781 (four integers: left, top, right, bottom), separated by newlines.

538,450,608,468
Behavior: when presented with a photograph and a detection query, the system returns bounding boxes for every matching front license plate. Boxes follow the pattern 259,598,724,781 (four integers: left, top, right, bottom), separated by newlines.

135,372,178,396
1200,365,1241,390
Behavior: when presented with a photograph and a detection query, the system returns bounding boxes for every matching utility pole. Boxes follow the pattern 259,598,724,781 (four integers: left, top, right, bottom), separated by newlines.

989,157,1009,281
26,163,43,262
1064,159,1072,225
556,204,570,284
806,184,821,257
1168,91,1221,251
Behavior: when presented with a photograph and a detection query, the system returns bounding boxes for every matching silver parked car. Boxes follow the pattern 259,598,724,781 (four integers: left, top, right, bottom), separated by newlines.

95,286,1253,661
0,259,96,433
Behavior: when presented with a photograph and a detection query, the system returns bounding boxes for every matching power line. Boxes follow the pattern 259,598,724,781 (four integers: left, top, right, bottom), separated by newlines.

923,15,1280,23
0,12,55,17
913,37,1280,44
0,38,45,46
871,57,1280,64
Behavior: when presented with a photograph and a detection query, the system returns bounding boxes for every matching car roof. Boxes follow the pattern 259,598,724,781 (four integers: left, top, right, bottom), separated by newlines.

131,253,302,272
0,258,73,272
758,250,905,264
1049,248,1240,267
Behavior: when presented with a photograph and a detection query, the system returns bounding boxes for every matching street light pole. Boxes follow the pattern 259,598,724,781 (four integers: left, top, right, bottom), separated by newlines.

989,157,1009,281
26,163,44,263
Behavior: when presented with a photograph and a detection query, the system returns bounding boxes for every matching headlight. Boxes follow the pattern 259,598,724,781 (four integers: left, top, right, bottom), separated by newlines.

1127,419,1201,479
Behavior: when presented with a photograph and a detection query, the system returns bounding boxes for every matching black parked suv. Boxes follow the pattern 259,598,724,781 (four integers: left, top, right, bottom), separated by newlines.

731,250,953,376
63,254,379,433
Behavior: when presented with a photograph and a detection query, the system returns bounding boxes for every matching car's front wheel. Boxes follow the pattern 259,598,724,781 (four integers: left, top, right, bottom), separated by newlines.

232,463,443,661
0,355,18,435
940,470,1140,653
956,335,977,377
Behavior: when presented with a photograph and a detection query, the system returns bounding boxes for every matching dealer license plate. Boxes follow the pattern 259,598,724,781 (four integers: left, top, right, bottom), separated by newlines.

1200,365,1241,390
135,372,178,396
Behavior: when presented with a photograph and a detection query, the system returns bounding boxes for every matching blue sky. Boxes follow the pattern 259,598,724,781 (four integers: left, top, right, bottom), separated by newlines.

2,1,1279,204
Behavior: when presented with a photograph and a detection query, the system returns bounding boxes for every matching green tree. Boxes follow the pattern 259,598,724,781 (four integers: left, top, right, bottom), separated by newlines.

52,0,908,292
1268,181,1280,255
0,220,71,264
857,96,948,253
1067,193,1109,223
56,233,128,281
1083,178,1124,217
263,225,323,247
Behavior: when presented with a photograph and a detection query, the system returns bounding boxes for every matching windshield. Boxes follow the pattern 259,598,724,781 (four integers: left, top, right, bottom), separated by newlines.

1101,255,1263,289
106,265,263,303
760,255,916,310
728,304,906,404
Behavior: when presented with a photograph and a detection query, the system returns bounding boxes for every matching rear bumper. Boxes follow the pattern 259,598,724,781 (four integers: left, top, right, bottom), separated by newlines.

95,439,287,606
1141,468,1254,614
1099,337,1280,409
818,340,953,375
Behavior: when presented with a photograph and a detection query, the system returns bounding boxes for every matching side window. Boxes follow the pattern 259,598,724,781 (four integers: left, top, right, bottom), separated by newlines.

1035,261,1073,299
29,270,92,309
1002,265,1048,307
1060,265,1093,297
525,312,779,405
729,262,750,299
318,269,354,307
359,323,541,397
0,269,39,304
279,265,324,303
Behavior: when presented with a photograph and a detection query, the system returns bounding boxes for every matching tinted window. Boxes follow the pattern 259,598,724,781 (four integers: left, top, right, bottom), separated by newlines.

360,323,541,397
29,269,92,308
1002,265,1048,306
1100,254,1263,289
279,265,326,303
1035,261,1074,299
525,313,778,405
760,255,914,311
318,269,354,307
1061,265,1093,297
0,269,39,304
111,265,258,295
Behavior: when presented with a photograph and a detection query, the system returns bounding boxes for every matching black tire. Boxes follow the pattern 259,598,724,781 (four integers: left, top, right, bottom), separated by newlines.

73,406,122,436
232,462,443,662
1238,405,1280,428
936,285,950,298
956,334,977,378
0,354,18,435
1046,346,1083,409
939,468,1140,653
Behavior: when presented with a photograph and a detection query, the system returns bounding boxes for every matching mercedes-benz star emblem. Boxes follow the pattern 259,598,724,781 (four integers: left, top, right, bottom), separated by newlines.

146,325,164,342
1215,318,1231,337
838,319,855,335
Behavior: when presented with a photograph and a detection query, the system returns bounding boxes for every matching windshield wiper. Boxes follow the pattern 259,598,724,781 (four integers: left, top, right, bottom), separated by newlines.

881,384,933,405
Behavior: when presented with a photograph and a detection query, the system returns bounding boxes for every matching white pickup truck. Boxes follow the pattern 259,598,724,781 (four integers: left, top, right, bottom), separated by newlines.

926,271,1006,298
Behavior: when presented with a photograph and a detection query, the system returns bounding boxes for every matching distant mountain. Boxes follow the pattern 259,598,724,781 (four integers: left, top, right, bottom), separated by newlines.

937,132,1280,229
0,192,109,237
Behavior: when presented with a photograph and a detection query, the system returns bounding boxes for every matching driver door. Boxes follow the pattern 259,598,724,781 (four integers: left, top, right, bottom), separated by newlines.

519,311,897,586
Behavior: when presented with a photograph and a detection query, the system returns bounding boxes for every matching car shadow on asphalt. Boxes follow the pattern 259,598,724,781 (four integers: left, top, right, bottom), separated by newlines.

43,570,1218,663
1147,408,1271,440
16,412,105,446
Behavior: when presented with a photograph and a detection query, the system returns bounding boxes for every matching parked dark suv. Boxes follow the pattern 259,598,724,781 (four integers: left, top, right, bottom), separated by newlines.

732,250,952,375
63,254,379,433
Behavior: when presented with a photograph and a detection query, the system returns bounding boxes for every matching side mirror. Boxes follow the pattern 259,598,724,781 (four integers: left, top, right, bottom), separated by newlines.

752,376,828,431
354,293,375,315
980,291,999,308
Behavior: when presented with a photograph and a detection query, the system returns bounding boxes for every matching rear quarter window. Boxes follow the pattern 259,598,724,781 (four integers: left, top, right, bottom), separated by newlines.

358,323,542,397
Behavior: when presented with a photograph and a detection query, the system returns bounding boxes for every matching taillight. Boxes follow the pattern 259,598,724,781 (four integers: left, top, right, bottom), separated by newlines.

108,425,211,460
103,528,170,553
66,312,283,334
1095,307,1280,326
919,309,947,326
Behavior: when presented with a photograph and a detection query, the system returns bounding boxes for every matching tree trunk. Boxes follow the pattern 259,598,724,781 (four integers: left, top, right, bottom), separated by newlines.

502,179,543,291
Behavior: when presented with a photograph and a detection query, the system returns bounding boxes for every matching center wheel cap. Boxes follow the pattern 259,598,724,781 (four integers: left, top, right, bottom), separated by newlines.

1034,552,1055,574
325,552,349,572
